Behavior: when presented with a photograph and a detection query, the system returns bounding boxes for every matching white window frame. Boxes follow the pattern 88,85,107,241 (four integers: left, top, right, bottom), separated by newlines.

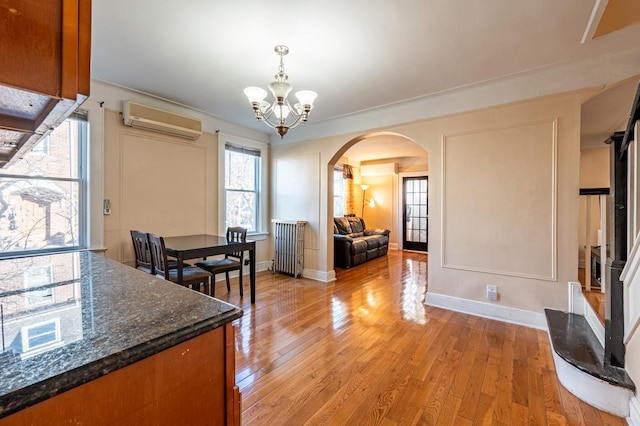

333,167,344,217
218,133,268,238
21,318,63,358
0,113,89,257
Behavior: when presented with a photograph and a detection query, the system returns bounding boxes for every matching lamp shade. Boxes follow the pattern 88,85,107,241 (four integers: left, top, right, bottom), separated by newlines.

269,80,292,99
274,104,290,120
244,87,267,103
295,90,318,106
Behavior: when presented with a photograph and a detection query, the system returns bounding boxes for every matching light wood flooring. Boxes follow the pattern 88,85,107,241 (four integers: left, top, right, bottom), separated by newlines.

210,251,625,425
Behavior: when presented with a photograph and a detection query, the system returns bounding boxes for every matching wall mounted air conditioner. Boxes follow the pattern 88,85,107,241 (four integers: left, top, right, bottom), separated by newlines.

360,162,397,176
122,101,203,140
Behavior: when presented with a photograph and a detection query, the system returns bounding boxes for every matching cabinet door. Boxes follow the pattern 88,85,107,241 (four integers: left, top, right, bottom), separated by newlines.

0,0,62,96
0,0,91,168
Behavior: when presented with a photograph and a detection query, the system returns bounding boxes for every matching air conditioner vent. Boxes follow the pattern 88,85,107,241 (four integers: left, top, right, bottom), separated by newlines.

122,101,202,140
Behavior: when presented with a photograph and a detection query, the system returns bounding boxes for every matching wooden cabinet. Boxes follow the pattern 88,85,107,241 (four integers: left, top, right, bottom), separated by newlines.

0,324,241,425
0,0,91,168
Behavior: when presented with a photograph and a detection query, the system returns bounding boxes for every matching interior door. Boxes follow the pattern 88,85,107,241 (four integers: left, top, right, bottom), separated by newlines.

403,176,428,252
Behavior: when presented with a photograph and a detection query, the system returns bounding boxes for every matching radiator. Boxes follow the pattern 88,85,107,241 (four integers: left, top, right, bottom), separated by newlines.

272,220,306,278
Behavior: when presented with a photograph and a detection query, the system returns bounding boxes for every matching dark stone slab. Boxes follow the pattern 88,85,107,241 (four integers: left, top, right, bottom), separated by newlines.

0,251,243,419
544,308,635,391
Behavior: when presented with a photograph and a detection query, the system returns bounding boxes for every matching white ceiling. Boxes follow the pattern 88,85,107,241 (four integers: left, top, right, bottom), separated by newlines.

91,0,640,157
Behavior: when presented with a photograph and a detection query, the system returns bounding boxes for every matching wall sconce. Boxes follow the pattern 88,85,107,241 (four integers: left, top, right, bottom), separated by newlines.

361,184,375,217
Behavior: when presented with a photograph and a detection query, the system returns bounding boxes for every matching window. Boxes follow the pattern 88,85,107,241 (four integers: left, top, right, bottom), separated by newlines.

21,318,62,357
218,133,267,235
333,168,344,217
0,114,88,256
225,144,260,231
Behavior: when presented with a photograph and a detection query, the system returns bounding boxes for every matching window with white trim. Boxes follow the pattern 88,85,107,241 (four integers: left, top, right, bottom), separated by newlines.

333,167,344,217
0,114,88,256
21,318,62,356
218,133,267,235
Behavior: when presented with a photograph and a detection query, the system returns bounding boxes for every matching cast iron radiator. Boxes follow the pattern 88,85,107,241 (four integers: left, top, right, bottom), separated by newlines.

272,220,305,278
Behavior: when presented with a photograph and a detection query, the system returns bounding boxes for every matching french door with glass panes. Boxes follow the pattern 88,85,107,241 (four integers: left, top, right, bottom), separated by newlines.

403,176,428,252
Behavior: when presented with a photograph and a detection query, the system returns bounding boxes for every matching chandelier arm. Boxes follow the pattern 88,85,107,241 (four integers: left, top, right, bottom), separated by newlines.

285,112,305,130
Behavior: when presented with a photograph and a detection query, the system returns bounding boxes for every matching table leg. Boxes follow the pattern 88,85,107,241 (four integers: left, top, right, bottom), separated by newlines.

250,245,256,304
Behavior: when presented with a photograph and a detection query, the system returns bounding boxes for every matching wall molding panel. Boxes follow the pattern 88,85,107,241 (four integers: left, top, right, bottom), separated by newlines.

440,119,558,281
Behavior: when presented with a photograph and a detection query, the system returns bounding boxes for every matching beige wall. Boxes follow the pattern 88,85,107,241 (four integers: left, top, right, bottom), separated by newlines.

578,148,610,262
272,91,585,313
359,173,395,235
101,109,272,267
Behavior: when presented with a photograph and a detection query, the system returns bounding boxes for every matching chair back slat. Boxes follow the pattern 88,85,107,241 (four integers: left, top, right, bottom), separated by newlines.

226,226,247,260
131,230,154,273
147,233,169,279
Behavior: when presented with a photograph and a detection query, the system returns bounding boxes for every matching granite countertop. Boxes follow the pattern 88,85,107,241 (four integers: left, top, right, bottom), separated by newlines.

0,251,243,419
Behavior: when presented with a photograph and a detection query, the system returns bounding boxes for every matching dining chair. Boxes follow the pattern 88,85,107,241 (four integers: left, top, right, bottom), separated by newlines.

196,227,247,297
130,230,155,274
147,233,213,294
130,230,182,275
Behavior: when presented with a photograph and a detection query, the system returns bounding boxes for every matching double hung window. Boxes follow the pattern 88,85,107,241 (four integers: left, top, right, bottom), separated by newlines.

219,133,267,235
0,114,88,256
225,143,260,232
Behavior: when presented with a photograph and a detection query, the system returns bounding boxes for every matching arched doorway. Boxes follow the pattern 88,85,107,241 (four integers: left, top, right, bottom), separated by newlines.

328,131,429,269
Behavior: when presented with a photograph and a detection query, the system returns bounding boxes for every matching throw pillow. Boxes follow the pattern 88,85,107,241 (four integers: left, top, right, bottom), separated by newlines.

334,217,352,234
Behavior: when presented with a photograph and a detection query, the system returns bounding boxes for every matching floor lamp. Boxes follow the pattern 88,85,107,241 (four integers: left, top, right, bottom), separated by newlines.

361,184,375,217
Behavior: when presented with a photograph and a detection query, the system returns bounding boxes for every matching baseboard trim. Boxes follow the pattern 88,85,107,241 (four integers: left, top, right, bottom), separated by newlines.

584,300,605,347
424,292,547,330
302,268,336,282
629,395,640,426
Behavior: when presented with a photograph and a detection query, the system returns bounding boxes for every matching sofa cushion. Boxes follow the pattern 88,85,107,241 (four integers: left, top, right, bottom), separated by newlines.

347,216,365,234
334,217,352,234
350,239,368,255
362,235,381,249
333,221,339,234
365,228,390,237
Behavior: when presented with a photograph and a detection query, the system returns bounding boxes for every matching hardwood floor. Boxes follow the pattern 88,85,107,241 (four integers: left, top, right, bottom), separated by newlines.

211,251,625,425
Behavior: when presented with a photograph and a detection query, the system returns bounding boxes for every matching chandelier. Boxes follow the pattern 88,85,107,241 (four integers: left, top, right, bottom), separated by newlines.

243,45,318,138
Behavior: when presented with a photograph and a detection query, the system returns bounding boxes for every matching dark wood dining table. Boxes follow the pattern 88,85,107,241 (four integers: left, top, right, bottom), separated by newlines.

163,234,256,303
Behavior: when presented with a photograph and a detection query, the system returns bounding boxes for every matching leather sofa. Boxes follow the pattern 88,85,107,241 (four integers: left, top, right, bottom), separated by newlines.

333,216,390,268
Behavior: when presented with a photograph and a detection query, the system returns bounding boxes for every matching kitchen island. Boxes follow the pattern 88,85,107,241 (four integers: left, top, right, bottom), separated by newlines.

0,251,243,425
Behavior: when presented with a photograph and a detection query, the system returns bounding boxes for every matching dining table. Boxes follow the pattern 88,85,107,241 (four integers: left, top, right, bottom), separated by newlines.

163,234,256,303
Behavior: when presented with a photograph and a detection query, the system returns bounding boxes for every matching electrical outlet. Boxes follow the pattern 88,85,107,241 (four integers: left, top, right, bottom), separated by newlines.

244,259,250,266
487,285,498,301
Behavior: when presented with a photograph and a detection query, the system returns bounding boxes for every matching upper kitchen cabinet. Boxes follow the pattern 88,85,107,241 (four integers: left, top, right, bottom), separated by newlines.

0,0,91,168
